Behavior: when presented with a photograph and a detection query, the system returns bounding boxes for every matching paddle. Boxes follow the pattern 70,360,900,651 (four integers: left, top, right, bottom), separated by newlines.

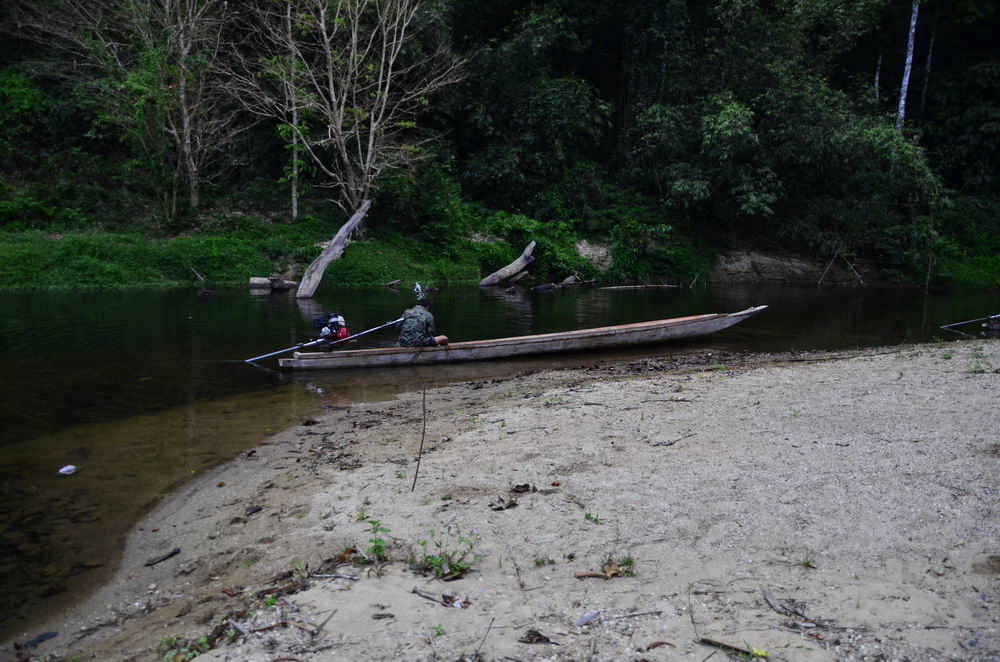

940,314,998,338
244,317,404,364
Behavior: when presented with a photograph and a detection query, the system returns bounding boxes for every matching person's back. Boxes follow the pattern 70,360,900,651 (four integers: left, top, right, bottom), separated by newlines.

398,302,439,347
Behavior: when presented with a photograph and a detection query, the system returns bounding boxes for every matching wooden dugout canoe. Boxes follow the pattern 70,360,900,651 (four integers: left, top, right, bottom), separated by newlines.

279,305,767,370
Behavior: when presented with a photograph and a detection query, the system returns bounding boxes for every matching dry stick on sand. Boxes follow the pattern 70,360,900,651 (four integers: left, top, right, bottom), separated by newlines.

476,616,496,655
411,387,427,492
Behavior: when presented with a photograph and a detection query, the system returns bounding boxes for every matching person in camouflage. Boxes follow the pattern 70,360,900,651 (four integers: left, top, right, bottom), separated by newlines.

397,299,447,347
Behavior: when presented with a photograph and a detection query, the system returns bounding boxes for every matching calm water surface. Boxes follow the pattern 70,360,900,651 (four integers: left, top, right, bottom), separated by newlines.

1,283,996,641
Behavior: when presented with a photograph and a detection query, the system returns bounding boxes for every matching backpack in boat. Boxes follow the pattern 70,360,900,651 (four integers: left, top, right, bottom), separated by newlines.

312,314,350,349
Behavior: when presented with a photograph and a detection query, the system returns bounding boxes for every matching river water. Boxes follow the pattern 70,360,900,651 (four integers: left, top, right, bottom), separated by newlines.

1,283,996,642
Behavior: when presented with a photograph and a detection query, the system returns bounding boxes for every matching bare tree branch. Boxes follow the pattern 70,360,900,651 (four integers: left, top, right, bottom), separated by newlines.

226,0,465,213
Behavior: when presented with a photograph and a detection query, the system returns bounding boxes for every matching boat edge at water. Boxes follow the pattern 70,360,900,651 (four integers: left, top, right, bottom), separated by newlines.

279,305,768,370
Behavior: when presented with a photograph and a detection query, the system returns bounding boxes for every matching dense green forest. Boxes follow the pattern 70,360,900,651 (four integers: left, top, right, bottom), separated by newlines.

0,0,997,289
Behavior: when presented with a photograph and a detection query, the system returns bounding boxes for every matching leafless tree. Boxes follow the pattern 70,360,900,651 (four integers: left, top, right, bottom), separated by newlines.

227,0,466,214
9,0,247,217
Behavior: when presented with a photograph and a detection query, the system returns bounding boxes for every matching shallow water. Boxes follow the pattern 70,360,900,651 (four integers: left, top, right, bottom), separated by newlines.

0,282,996,641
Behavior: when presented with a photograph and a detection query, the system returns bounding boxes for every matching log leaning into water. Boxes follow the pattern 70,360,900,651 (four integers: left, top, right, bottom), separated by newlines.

479,241,536,286
296,200,372,298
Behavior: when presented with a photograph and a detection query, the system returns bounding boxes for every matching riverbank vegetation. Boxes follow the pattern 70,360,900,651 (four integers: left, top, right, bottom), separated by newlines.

1,0,998,290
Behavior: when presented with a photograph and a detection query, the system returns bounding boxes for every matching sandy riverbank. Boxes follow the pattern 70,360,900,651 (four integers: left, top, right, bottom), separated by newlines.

7,340,999,662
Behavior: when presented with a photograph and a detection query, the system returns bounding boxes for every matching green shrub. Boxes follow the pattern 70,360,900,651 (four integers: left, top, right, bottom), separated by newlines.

322,235,479,286
485,212,596,281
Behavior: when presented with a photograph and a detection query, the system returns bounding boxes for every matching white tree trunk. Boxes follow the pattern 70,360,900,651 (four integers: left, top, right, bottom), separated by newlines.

896,0,920,131
296,200,371,298
177,48,200,208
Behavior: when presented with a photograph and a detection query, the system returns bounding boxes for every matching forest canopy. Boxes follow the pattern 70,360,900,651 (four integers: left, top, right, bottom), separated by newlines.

1,0,998,287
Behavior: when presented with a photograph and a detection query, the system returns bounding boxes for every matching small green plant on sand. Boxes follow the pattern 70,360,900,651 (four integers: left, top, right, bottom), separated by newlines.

534,557,556,567
264,595,279,607
789,409,801,417
618,555,636,577
363,519,391,563
584,512,602,524
967,360,990,374
414,527,481,579
432,624,446,637
799,551,816,569
158,635,210,661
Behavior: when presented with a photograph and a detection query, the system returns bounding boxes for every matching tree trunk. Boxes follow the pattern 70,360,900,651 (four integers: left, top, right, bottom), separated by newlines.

919,9,937,121
896,0,920,131
286,2,299,220
296,200,371,298
874,49,882,100
479,241,537,286
177,26,200,208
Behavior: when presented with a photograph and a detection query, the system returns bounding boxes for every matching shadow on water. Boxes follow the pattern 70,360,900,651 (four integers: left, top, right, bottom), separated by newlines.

0,283,996,642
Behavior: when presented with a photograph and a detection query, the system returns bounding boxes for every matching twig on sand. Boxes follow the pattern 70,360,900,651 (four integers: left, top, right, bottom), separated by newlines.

227,619,250,637
762,588,791,615
476,616,495,654
317,609,337,632
652,432,696,448
411,387,427,492
687,583,701,640
603,610,663,620
762,587,807,618
144,547,180,567
411,586,445,605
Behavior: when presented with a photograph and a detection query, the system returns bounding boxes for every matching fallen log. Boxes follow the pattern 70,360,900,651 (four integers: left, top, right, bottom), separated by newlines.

249,277,299,291
296,200,371,298
479,241,536,286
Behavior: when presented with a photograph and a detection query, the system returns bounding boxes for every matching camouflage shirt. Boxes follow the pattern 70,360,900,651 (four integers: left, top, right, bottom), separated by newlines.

397,305,437,347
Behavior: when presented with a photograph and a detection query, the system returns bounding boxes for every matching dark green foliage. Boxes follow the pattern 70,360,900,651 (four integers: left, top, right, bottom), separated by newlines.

929,57,1000,195
319,235,479,287
0,69,51,161
1,0,999,288
373,159,477,245
932,197,1000,287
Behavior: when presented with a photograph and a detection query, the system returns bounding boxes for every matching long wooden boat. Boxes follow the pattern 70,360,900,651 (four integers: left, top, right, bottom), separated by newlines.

279,305,767,370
